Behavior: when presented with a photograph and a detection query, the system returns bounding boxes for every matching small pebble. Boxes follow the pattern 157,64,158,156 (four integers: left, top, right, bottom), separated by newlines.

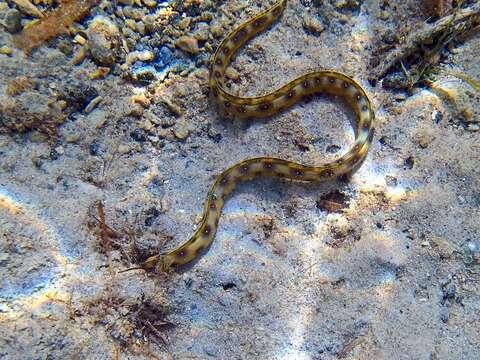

173,120,191,140
125,19,137,31
65,134,81,143
131,94,151,108
74,34,87,45
89,67,110,80
125,103,144,117
87,109,108,129
0,46,12,56
54,146,65,155
302,15,324,35
117,144,131,154
225,67,240,81
137,50,154,62
89,140,100,156
142,0,157,8
132,66,157,82
58,39,73,56
467,123,479,132
58,82,99,112
84,96,103,114
131,128,146,142
404,156,415,170
87,16,120,66
12,0,44,18
210,23,224,38
4,9,22,34
418,137,429,148
176,35,200,55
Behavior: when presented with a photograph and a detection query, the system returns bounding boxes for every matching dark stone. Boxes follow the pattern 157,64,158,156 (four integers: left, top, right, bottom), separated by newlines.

58,82,98,112
4,9,22,34
89,140,101,156
404,156,415,170
131,128,146,142
153,46,173,71
144,207,160,226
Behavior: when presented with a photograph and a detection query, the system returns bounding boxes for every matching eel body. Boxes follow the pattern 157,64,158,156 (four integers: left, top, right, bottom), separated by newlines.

138,0,374,271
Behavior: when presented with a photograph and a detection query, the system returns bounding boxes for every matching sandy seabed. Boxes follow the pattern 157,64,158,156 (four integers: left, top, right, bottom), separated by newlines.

1,0,479,359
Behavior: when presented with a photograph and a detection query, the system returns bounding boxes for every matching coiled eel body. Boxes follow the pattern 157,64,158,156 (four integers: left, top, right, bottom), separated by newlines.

137,0,374,271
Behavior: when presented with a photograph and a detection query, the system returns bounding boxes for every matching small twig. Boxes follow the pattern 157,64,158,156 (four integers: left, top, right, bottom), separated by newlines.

145,320,168,346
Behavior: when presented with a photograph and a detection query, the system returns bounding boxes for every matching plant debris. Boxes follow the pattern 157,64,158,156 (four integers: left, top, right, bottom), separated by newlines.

14,0,99,52
371,2,480,88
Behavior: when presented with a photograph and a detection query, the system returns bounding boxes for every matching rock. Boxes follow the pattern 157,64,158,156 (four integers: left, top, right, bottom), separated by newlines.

57,39,73,56
467,123,479,132
74,34,87,45
131,128,146,142
125,19,137,31
193,22,210,41
126,50,154,64
173,119,191,140
131,66,157,82
225,67,240,81
58,82,99,112
153,46,173,70
54,146,65,156
89,140,100,156
87,109,108,129
175,35,199,55
87,16,120,66
84,96,103,114
12,0,43,18
142,0,157,8
137,50,154,62
210,23,224,38
0,46,12,56
124,103,144,117
131,94,151,108
142,14,156,33
123,6,145,20
1,92,65,133
302,15,324,35
4,9,22,34
117,144,131,154
176,17,191,30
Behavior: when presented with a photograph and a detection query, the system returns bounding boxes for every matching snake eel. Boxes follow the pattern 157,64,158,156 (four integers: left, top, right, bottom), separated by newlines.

131,0,374,272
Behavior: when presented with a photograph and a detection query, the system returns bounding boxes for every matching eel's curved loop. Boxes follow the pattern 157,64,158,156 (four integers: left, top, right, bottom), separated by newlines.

138,0,374,271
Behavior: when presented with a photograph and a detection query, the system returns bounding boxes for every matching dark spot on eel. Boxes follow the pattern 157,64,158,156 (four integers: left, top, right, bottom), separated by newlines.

290,168,304,177
263,161,274,169
259,103,271,111
203,225,212,236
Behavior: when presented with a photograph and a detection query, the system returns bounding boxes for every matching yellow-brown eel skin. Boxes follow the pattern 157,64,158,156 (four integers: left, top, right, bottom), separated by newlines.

131,0,374,272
